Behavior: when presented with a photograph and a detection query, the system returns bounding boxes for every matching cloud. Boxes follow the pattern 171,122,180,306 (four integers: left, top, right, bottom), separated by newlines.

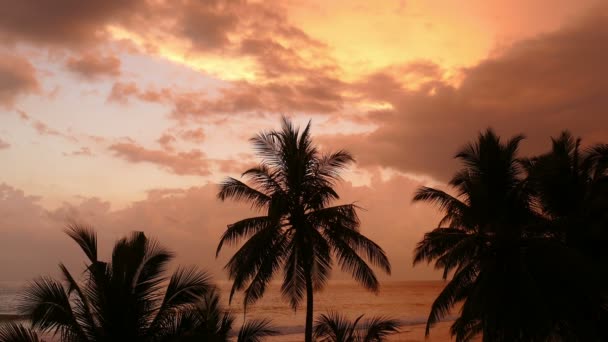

155,128,206,151
32,120,78,143
157,133,176,151
177,0,239,50
66,52,121,79
16,109,30,120
0,0,144,47
0,183,71,279
322,7,608,181
0,137,9,149
63,147,94,157
0,55,39,107
0,173,442,281
109,141,212,176
180,128,205,143
107,77,345,119
107,81,168,104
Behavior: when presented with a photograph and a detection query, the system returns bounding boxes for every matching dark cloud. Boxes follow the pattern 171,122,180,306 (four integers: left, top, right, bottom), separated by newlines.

66,52,121,79
323,8,608,181
0,55,39,107
107,77,345,119
177,0,239,50
171,79,344,118
0,0,143,47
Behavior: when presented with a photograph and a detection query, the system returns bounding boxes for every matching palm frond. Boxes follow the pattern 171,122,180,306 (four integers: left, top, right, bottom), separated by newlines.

316,150,355,183
313,312,357,342
65,223,98,263
224,226,283,304
0,323,41,342
133,238,174,304
58,263,97,337
325,232,380,292
413,228,470,266
151,267,212,331
412,187,468,228
242,165,285,196
242,233,289,309
237,318,278,342
281,245,306,310
314,206,391,275
18,277,87,341
361,316,401,342
216,216,272,257
218,177,271,209
425,261,478,335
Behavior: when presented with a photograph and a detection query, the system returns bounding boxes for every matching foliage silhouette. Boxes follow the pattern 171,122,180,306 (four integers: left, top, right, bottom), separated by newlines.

216,117,391,342
413,129,608,341
313,312,400,342
2,225,211,342
0,226,279,342
166,288,278,342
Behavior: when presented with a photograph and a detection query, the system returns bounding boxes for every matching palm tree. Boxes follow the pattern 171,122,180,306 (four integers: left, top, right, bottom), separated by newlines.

216,117,391,342
11,225,213,342
313,312,400,342
413,129,607,341
523,131,608,340
524,131,608,254
412,129,544,341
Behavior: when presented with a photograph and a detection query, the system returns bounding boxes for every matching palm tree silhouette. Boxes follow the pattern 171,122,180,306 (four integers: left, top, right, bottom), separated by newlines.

313,312,400,342
413,129,608,341
524,131,608,250
412,129,543,341
522,131,608,340
6,225,212,342
216,117,391,342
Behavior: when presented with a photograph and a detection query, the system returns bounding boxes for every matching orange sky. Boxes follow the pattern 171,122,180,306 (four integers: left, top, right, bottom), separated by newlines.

0,0,607,281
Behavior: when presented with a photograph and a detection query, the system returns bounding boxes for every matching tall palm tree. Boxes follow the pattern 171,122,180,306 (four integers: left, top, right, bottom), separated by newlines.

10,225,213,342
313,312,400,342
412,129,543,341
216,117,391,342
523,131,608,340
413,129,606,341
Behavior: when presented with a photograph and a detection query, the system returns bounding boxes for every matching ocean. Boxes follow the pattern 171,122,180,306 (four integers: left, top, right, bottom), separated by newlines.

0,280,461,341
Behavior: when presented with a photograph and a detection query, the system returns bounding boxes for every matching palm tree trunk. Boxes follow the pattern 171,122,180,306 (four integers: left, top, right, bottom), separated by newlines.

305,269,314,342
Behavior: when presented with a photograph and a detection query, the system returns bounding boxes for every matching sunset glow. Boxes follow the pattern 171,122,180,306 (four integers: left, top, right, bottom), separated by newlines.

1,0,607,284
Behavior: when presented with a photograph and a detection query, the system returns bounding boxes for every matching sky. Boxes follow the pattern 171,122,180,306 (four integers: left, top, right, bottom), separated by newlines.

1,0,607,282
